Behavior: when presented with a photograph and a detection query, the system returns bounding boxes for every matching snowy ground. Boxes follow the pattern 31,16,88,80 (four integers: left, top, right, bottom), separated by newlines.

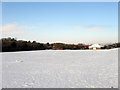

0,52,2,89
2,49,118,88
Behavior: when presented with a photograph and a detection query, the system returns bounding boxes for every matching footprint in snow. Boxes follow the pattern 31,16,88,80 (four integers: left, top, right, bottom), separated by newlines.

16,60,23,63
23,82,34,87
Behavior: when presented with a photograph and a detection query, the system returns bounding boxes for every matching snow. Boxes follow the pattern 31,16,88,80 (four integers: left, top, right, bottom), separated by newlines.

89,44,102,48
2,49,118,88
0,52,2,89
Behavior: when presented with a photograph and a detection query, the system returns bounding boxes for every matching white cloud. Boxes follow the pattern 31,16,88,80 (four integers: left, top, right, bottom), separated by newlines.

88,27,103,32
1,24,35,35
75,26,84,30
75,25,103,32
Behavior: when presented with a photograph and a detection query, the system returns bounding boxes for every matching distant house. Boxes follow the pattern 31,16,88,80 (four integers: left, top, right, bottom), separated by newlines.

89,44,102,50
84,45,89,48
56,48,63,50
73,46,77,48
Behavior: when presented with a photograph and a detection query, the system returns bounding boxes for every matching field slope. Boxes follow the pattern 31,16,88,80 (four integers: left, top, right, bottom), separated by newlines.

2,49,118,88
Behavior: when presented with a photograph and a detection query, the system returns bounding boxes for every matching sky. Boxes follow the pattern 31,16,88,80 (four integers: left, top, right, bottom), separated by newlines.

2,2,118,44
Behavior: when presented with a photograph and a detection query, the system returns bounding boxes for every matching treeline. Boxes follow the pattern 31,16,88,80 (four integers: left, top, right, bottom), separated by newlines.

52,43,87,50
0,37,87,52
103,43,120,49
0,37,120,52
1,38,46,52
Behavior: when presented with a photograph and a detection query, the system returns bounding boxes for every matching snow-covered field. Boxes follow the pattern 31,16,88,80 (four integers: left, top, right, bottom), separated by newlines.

2,49,118,88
